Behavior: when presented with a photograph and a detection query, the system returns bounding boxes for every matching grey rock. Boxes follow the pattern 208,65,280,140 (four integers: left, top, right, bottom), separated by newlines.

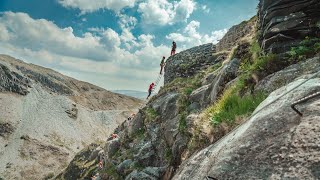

0,122,14,138
0,63,30,95
117,159,133,174
174,76,320,179
150,92,179,121
258,0,320,53
104,139,120,158
88,146,102,161
134,142,155,167
164,44,226,84
125,170,155,180
187,102,201,113
216,17,256,52
191,58,240,109
128,112,144,138
256,57,320,93
142,167,166,178
202,72,217,85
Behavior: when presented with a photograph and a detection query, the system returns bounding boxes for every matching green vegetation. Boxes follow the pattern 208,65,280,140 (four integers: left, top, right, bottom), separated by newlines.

104,163,122,180
165,148,173,162
178,113,188,133
288,37,320,61
145,107,158,122
206,87,267,126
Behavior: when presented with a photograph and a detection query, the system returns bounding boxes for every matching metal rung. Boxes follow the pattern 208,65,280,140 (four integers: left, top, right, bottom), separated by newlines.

291,91,320,116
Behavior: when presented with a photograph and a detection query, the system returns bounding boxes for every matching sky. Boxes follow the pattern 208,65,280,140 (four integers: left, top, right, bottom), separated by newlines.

0,0,258,91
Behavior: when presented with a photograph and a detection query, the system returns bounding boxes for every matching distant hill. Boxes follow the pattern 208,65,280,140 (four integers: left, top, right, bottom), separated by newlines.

112,90,147,99
0,54,142,180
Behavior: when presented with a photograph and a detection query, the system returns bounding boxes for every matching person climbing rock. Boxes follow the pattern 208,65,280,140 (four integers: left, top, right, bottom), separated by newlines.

111,133,118,139
98,160,103,169
160,56,166,74
147,82,155,99
171,41,176,56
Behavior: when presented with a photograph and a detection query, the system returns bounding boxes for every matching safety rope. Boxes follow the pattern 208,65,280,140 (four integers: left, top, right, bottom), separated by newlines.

185,70,320,179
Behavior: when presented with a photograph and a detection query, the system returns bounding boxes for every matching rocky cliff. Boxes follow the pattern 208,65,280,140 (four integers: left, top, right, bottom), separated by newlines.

0,55,141,180
59,1,320,179
164,43,227,84
258,0,320,53
216,16,256,52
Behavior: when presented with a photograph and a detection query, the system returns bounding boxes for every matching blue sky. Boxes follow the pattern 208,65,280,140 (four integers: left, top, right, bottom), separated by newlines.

0,0,258,91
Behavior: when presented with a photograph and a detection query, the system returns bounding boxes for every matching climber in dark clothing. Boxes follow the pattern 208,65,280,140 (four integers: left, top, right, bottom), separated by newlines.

147,82,155,99
171,41,176,56
160,56,166,74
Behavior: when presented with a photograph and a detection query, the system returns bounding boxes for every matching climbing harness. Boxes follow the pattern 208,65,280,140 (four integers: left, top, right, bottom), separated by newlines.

186,70,320,179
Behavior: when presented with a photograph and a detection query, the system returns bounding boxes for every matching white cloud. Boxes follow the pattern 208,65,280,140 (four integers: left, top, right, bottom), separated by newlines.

58,0,137,13
138,0,196,25
201,5,210,13
0,12,171,91
166,20,227,49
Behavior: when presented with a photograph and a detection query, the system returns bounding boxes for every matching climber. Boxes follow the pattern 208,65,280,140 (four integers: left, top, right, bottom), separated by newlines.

171,41,176,56
98,160,103,169
111,133,118,139
160,56,166,74
147,82,155,99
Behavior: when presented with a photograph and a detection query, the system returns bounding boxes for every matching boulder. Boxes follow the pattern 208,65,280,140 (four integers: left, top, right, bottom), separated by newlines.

128,112,144,138
256,57,320,93
117,159,133,174
125,167,166,180
216,17,256,52
190,58,240,109
104,139,120,158
174,76,320,179
258,0,320,53
0,63,30,95
88,146,102,161
164,44,226,84
150,92,179,121
134,142,156,167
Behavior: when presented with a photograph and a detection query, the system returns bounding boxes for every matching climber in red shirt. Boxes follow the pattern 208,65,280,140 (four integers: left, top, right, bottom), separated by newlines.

147,82,155,99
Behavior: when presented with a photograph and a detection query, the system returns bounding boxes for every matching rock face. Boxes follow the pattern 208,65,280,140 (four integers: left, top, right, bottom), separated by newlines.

256,57,320,93
0,55,141,180
164,44,226,84
0,63,30,95
258,0,320,53
174,75,320,179
190,58,240,109
216,17,256,52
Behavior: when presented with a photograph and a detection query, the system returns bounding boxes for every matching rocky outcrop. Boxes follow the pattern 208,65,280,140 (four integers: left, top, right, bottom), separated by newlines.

190,58,240,109
256,56,320,93
258,0,320,53
164,44,226,84
0,63,30,95
0,122,14,138
174,75,320,179
0,55,142,180
216,17,256,52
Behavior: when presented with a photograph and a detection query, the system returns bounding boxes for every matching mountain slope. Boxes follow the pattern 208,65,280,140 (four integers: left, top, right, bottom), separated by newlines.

0,55,142,180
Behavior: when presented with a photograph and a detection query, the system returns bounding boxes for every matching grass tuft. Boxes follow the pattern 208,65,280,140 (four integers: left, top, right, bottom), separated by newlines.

206,86,267,126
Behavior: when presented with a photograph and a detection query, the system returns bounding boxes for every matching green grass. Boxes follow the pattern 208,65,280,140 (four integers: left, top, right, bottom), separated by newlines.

178,112,188,133
103,163,122,180
165,148,173,162
145,108,158,122
288,37,320,61
206,87,267,126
